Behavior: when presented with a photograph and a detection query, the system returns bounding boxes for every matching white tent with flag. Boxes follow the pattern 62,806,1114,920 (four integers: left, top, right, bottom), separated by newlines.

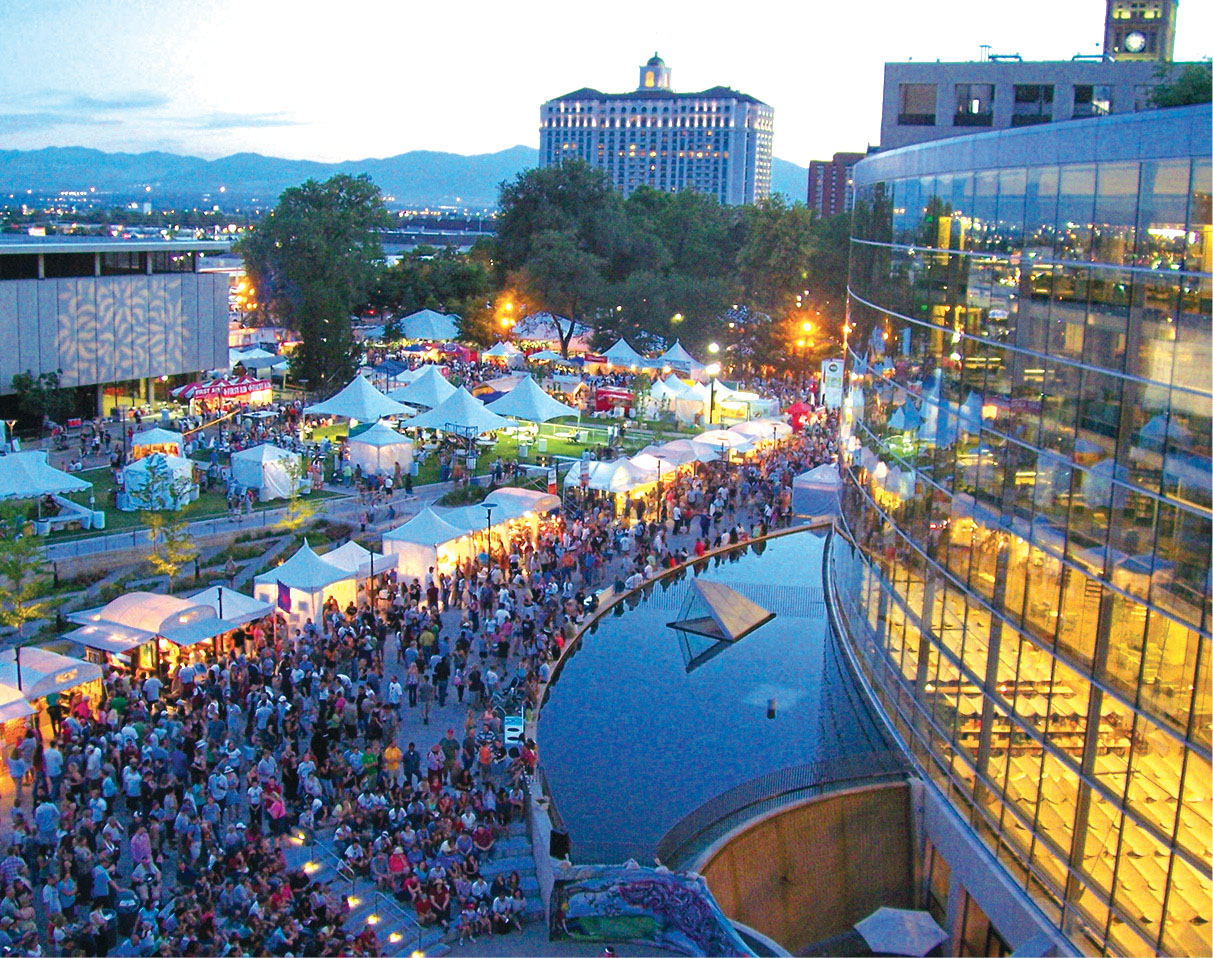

304,374,412,422
0,452,92,500
486,375,580,423
398,308,458,341
347,422,414,476
253,541,356,626
188,586,274,625
792,462,843,517
387,364,456,409
603,338,646,368
322,540,398,578
401,387,512,435
230,444,303,500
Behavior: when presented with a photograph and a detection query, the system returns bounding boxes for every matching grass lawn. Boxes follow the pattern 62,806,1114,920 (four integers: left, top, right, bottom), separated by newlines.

53,467,340,537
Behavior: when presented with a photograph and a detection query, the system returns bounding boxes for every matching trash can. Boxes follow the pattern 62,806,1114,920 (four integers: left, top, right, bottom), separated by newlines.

116,889,139,936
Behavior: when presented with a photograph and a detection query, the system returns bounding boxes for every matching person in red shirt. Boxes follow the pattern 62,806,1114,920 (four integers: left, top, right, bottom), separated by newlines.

693,538,707,558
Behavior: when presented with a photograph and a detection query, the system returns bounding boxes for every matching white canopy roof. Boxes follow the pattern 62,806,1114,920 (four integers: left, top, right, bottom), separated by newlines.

483,341,523,358
322,540,398,577
527,349,571,362
132,428,185,451
697,429,754,451
0,451,92,500
188,586,274,625
729,419,793,440
398,308,459,341
603,338,646,367
304,374,412,421
401,386,512,435
0,647,102,701
795,462,843,489
647,380,683,404
386,364,456,408
486,375,580,423
231,443,297,465
69,591,216,635
0,683,35,723
383,507,466,547
639,439,720,465
230,347,286,368
349,421,413,449
563,458,655,493
253,541,351,591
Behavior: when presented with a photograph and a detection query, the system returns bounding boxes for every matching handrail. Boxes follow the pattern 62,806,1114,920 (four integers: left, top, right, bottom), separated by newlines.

654,750,909,868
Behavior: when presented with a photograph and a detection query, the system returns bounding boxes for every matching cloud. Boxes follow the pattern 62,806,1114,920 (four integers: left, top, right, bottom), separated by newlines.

64,91,171,112
190,111,302,130
0,112,121,132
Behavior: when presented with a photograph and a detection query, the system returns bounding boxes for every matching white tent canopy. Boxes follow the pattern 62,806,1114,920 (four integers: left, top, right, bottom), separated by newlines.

401,387,512,435
386,364,456,408
792,462,843,517
0,452,92,500
253,541,356,626
398,308,458,341
382,507,473,582
230,347,286,370
486,375,580,423
0,647,102,701
119,453,198,511
603,338,646,367
323,540,398,578
658,340,705,377
347,422,414,476
730,419,793,441
638,439,721,466
483,341,523,358
304,374,412,422
230,443,302,500
188,586,274,625
696,429,754,452
131,428,184,459
563,458,654,494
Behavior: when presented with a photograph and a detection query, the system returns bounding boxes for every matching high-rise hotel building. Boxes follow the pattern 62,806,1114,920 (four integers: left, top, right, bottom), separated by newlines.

829,103,1211,955
539,55,773,206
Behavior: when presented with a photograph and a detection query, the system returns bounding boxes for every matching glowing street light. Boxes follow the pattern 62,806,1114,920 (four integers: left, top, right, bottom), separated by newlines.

705,360,721,425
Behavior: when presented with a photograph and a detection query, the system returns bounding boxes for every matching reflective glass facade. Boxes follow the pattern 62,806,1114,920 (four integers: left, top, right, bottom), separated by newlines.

831,106,1211,956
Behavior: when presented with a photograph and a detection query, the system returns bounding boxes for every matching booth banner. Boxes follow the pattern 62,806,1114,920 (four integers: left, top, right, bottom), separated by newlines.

175,376,271,402
550,864,753,957
548,467,557,495
580,455,590,488
821,359,844,410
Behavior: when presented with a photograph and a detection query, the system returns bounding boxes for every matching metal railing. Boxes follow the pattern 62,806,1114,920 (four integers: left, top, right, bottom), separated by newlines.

654,750,910,869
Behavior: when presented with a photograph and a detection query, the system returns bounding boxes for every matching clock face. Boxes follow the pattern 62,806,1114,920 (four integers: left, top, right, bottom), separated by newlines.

1124,31,1147,53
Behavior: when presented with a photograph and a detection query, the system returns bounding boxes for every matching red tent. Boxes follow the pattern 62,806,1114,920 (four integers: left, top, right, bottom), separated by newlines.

594,386,633,413
786,400,812,432
172,376,271,402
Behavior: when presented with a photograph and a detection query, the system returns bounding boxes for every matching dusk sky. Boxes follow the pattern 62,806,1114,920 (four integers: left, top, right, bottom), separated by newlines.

3,0,1210,165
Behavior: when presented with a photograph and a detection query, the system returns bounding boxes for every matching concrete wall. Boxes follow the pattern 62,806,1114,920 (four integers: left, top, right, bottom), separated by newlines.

0,272,228,394
697,782,913,954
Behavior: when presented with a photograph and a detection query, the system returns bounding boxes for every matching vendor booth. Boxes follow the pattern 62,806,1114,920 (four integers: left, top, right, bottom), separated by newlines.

381,508,471,583
602,338,646,369
172,375,273,410
486,374,580,423
483,341,525,368
656,340,705,379
638,439,721,466
347,422,414,477
253,541,357,627
0,647,102,743
118,453,200,511
188,586,275,626
130,428,185,460
323,540,398,579
791,462,843,518
0,684,35,746
230,444,304,501
401,387,512,435
0,451,99,534
729,418,793,443
593,386,634,415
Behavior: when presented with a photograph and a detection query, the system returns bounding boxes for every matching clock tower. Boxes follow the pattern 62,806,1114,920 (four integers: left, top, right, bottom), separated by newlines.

1104,0,1178,61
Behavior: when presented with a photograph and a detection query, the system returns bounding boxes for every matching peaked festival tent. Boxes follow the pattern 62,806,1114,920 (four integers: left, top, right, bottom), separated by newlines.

603,338,646,368
562,458,654,494
696,429,754,453
347,421,414,476
485,375,580,423
638,439,721,466
130,428,185,460
381,507,473,580
322,540,398,578
303,374,412,422
253,541,356,626
386,364,457,408
230,444,302,500
729,419,793,441
0,452,92,500
397,308,459,341
401,387,512,435
792,462,843,517
188,586,275,626
658,340,705,377
118,453,198,511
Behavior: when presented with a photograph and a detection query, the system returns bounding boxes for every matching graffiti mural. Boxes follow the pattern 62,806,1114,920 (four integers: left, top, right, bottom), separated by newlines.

549,862,754,957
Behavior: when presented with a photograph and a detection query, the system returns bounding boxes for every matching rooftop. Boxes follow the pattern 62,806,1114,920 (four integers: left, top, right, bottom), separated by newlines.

546,84,767,106
0,235,231,255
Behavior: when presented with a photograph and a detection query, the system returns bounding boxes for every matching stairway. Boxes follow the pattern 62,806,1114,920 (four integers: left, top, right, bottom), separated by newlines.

281,818,544,956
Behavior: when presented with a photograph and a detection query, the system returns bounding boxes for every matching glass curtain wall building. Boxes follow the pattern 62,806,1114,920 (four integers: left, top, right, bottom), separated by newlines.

830,104,1211,955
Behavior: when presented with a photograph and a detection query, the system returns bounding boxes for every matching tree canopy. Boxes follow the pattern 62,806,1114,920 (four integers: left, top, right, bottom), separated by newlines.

239,174,388,392
1149,61,1212,108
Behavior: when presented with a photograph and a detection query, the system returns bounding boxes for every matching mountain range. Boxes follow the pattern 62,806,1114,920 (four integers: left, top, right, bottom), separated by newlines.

0,145,808,210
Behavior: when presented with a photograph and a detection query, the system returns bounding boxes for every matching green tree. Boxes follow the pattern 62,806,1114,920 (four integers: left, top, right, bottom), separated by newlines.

0,506,50,637
1149,61,1212,108
511,230,607,357
239,174,388,391
11,370,75,436
736,196,817,319
138,457,198,593
276,456,316,536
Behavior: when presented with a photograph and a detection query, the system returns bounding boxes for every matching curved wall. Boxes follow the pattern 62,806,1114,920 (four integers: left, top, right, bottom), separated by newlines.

832,105,1211,956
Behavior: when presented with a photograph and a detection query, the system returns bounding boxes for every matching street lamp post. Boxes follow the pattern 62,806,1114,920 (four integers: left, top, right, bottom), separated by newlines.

483,503,495,563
